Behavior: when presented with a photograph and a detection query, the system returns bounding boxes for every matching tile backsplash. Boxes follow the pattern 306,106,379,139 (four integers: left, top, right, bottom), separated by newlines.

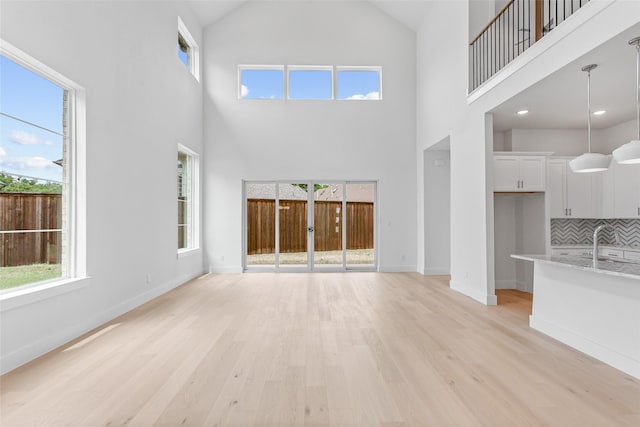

551,218,640,248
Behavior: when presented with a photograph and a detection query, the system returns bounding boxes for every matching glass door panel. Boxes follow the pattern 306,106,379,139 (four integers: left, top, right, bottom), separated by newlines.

313,183,345,269
346,182,376,268
246,183,276,267
278,183,309,268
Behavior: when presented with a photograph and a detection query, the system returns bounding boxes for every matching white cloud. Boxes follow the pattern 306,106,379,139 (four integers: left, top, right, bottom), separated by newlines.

346,91,380,100
241,84,249,97
0,155,55,170
9,130,39,145
8,130,53,145
0,147,6,158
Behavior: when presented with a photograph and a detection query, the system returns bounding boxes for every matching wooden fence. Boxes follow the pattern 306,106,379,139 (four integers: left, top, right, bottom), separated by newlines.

0,193,61,267
247,199,374,255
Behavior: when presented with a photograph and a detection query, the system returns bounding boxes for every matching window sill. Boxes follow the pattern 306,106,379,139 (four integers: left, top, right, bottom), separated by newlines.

0,277,90,313
177,247,200,259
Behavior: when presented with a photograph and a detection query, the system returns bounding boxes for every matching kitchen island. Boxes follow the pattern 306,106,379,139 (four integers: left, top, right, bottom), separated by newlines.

512,254,640,379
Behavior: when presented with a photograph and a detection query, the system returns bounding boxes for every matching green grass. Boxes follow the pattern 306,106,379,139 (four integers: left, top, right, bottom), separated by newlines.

0,264,62,290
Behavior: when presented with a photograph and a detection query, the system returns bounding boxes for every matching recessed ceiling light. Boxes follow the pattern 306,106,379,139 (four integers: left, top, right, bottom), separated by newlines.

593,110,607,116
517,110,529,115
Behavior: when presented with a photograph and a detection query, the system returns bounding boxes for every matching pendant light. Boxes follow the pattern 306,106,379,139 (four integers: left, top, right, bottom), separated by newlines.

612,37,640,164
569,64,612,173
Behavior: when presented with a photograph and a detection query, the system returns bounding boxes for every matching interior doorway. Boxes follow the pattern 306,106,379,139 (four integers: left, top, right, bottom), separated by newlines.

244,181,377,271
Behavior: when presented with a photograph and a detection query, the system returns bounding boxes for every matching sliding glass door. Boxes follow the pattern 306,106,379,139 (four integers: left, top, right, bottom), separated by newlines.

244,181,376,271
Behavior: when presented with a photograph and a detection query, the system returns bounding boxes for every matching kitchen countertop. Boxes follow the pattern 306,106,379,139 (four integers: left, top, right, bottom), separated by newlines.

511,254,640,281
552,244,640,251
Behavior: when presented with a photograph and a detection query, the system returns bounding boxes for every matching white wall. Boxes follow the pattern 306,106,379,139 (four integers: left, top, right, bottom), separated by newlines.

0,1,204,373
423,148,450,275
469,0,497,42
498,118,635,155
417,0,640,305
203,1,417,272
494,195,517,288
600,118,637,154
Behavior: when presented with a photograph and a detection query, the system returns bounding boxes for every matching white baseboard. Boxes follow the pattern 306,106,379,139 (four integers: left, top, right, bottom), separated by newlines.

0,271,203,375
422,268,450,275
209,265,243,273
379,265,417,273
450,280,497,305
530,315,640,380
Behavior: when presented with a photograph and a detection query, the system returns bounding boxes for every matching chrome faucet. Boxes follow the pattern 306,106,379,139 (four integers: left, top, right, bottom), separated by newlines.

593,224,620,265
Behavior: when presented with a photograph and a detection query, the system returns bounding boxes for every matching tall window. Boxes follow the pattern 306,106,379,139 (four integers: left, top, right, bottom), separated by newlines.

0,46,83,292
177,145,199,252
177,17,199,81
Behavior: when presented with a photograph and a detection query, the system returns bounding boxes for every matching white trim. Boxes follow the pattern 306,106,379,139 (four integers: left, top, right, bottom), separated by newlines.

422,268,450,275
530,315,640,380
0,277,90,313
237,65,285,100
177,247,200,259
450,280,498,305
0,39,87,289
379,265,415,273
177,16,199,81
209,266,243,274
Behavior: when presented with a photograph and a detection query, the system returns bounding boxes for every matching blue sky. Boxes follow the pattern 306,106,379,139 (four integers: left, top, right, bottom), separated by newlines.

240,68,380,100
1,55,64,182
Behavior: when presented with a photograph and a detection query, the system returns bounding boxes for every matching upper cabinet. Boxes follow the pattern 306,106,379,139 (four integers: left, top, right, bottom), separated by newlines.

494,154,546,192
612,162,640,218
548,158,595,218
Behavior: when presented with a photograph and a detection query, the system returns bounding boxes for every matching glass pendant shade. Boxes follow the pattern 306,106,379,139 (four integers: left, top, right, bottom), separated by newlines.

569,152,612,173
613,140,640,164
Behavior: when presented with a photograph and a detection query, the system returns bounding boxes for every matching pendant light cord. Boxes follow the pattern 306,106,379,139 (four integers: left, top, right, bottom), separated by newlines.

587,68,592,153
636,41,640,140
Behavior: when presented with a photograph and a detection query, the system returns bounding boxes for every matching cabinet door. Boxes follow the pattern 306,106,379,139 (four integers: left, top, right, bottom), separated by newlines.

566,168,593,218
613,162,640,218
520,157,546,191
494,156,519,191
548,159,566,218
597,166,615,218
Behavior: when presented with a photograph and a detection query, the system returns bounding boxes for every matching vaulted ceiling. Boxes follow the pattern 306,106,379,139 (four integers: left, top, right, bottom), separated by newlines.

186,0,432,31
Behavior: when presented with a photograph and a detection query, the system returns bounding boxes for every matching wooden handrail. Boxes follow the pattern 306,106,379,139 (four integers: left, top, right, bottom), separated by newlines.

469,0,516,45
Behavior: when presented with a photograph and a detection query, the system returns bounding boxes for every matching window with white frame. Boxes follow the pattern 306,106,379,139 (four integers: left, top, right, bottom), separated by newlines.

177,17,199,81
238,65,382,101
239,66,285,99
336,67,382,100
177,145,199,252
0,43,85,292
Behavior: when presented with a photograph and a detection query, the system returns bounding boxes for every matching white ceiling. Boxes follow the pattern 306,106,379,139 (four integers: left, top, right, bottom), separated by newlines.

186,0,432,31
492,22,640,132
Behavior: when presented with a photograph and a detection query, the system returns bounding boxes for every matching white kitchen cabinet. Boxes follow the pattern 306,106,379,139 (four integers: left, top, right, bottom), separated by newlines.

548,158,596,218
494,155,546,192
613,162,640,218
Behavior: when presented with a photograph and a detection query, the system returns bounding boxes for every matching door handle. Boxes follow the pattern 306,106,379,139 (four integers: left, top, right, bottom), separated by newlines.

308,226,314,232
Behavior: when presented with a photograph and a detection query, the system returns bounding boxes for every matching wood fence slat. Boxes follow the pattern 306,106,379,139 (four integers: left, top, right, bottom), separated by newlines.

0,193,62,267
246,199,373,255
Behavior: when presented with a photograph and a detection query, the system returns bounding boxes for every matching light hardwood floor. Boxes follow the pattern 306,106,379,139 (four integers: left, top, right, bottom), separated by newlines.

1,273,639,426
